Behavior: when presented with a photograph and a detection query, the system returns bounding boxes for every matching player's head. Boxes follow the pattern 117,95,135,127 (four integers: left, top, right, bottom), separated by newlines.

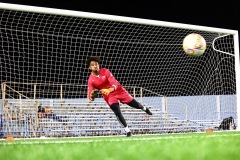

87,56,100,72
87,56,100,66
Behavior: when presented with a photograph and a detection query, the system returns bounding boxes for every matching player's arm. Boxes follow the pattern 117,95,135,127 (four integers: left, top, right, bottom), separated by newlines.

106,69,119,90
87,79,98,101
100,69,118,95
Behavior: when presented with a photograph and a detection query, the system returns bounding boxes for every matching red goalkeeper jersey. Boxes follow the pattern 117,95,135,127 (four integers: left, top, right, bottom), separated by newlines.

87,68,133,105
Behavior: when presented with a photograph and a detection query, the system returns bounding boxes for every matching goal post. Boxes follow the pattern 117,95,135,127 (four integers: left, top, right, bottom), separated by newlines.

0,2,239,138
234,33,240,131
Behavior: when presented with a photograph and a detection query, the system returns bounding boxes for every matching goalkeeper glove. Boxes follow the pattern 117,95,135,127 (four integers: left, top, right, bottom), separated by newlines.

100,88,113,95
89,89,98,101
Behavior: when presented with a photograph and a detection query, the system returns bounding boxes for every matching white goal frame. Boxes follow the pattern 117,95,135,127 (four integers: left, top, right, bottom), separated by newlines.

0,2,239,132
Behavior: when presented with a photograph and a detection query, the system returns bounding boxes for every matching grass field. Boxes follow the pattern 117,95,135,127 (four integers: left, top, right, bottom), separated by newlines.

0,131,240,160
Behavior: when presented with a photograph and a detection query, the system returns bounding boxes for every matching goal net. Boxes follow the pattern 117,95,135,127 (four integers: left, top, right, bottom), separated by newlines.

0,3,239,138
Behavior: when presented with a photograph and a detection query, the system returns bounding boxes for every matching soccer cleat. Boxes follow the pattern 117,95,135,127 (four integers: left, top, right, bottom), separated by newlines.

145,107,153,115
126,132,132,137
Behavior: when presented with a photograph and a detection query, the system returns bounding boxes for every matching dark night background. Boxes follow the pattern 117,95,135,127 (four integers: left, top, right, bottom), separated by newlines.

0,1,239,98
0,1,239,31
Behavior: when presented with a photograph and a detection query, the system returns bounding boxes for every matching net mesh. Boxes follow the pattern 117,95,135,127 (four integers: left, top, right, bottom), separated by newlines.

0,8,237,138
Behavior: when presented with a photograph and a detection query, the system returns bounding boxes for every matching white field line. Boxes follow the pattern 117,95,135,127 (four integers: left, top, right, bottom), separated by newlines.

1,133,240,145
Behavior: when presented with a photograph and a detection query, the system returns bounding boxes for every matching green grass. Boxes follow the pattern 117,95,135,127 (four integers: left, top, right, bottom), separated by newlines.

1,131,240,160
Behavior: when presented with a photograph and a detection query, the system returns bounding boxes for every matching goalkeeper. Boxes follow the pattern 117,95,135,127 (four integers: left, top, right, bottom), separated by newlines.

87,56,152,137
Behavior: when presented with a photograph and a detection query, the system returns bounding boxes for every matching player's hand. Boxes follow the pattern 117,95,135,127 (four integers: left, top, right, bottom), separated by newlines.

90,89,98,101
100,88,112,95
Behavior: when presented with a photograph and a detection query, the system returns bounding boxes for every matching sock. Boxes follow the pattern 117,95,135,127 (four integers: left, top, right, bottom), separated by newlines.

124,126,131,133
110,103,127,127
142,106,146,111
127,99,145,110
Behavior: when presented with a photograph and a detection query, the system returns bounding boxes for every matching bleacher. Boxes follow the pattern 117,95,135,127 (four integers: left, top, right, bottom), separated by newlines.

0,99,221,138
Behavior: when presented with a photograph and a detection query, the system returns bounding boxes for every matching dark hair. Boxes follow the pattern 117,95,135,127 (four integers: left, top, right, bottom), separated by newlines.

87,56,100,66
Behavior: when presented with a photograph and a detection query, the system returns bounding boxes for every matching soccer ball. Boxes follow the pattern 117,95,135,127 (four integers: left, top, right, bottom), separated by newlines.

182,33,206,57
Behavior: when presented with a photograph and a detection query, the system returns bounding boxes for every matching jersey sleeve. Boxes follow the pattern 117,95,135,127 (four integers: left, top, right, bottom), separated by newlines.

87,77,95,99
105,69,119,90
